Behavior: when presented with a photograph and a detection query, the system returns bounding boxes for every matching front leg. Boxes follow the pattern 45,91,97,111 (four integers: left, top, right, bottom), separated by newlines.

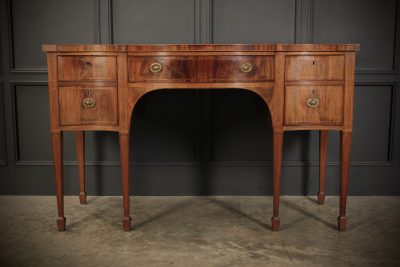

119,133,132,231
271,130,283,231
76,131,87,204
338,131,352,231
318,130,328,205
52,132,66,231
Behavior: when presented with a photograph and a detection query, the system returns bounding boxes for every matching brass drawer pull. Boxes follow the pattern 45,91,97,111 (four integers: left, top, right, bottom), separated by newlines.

82,90,96,108
149,62,162,73
306,98,319,108
240,62,252,73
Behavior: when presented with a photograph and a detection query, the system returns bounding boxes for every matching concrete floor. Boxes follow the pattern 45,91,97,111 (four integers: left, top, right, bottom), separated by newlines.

0,196,399,267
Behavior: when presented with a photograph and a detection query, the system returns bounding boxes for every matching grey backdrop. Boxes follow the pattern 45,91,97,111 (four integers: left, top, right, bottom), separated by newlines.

0,0,399,196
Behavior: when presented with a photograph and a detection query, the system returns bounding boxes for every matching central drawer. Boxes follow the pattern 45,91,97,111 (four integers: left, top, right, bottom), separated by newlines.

128,56,274,82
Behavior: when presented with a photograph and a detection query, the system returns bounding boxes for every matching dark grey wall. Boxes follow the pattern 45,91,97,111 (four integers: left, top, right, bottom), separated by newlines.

0,0,399,196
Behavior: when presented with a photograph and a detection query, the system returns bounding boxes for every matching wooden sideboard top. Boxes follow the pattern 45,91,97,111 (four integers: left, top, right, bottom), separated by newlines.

42,44,360,53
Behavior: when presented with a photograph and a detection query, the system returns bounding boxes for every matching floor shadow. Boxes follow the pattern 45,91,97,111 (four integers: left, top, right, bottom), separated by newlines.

304,195,318,204
206,197,271,229
70,196,272,230
133,197,197,230
67,197,121,229
85,195,102,204
67,207,115,229
281,197,336,230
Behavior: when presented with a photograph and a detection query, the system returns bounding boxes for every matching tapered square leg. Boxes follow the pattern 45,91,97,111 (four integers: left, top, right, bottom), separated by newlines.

338,216,347,231
271,216,280,231
52,132,66,231
272,131,283,231
79,192,87,205
123,216,132,231
56,217,66,231
76,131,87,204
317,192,326,205
318,130,328,205
338,131,351,231
119,133,131,231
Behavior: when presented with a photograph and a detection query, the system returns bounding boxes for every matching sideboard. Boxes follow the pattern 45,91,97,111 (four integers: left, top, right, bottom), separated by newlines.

42,44,359,232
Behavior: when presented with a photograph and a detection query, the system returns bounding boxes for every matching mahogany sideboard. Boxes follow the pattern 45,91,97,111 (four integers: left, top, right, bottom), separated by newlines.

42,44,359,232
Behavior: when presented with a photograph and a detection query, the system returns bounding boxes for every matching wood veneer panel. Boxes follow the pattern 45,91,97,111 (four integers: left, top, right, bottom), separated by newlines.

59,86,118,126
58,56,117,81
128,56,274,82
284,85,343,125
285,55,344,81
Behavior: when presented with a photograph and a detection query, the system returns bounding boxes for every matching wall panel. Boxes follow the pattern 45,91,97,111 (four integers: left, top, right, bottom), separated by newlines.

313,0,398,72
351,84,394,163
212,0,296,43
9,0,99,71
0,0,398,195
12,84,56,163
112,0,197,43
0,82,6,166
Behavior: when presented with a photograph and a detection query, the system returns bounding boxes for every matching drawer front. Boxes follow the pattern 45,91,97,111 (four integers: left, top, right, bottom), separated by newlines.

128,56,274,82
284,86,343,125
285,55,344,81
58,56,117,81
59,86,118,126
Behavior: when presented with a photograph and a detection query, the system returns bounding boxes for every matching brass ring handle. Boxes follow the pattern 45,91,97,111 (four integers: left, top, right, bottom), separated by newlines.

82,90,96,108
240,63,253,73
150,62,162,73
306,98,319,108
82,97,96,108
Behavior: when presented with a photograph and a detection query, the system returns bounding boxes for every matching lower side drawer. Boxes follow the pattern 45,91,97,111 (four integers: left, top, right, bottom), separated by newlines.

284,85,343,125
59,86,118,126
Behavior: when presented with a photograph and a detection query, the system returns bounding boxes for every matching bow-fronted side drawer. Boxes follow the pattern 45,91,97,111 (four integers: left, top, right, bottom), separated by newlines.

58,86,118,126
285,55,344,81
284,85,343,125
57,56,117,81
